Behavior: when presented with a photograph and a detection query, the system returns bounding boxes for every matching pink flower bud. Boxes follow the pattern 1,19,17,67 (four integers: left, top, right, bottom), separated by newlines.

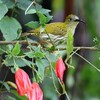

27,82,43,100
55,58,66,81
15,68,32,96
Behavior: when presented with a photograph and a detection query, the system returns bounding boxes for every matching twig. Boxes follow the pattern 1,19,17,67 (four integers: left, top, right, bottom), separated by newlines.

75,52,100,72
74,46,100,51
25,1,35,15
0,40,37,45
56,46,100,51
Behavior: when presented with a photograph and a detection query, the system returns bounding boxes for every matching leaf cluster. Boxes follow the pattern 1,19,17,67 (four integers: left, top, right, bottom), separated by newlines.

0,0,56,85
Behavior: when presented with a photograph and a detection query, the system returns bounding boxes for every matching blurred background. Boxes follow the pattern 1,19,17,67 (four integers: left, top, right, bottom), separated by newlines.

0,0,100,100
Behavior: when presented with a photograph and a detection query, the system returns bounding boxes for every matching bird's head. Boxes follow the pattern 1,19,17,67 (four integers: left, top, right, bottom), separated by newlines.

64,14,84,35
65,14,84,24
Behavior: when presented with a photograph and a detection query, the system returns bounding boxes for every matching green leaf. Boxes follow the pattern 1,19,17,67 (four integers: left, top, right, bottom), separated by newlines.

36,4,52,22
11,90,27,100
0,0,2,3
46,13,53,22
0,3,8,20
66,28,74,58
12,42,20,56
35,3,42,10
25,51,45,59
31,46,45,58
4,57,30,67
39,8,52,22
1,0,15,8
34,51,45,58
45,51,57,62
25,51,34,58
39,8,51,14
21,58,32,67
17,0,33,10
25,9,36,14
3,82,10,91
5,96,16,100
0,45,7,54
0,16,22,41
25,21,39,29
38,13,47,26
36,59,45,81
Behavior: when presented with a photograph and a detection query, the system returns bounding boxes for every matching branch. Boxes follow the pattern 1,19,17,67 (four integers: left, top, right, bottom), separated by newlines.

0,40,99,51
0,40,38,45
74,46,100,51
56,46,100,51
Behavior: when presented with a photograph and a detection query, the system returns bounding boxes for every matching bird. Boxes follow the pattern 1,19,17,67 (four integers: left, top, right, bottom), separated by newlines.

22,14,84,47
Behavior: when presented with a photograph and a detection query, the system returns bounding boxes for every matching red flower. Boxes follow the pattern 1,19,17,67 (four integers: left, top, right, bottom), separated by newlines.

27,82,43,100
55,57,66,81
15,68,32,96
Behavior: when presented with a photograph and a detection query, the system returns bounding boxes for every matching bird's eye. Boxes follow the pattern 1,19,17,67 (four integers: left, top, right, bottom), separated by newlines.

68,18,72,21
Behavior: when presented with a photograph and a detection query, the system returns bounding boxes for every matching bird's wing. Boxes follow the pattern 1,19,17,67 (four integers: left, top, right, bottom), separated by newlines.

32,22,67,35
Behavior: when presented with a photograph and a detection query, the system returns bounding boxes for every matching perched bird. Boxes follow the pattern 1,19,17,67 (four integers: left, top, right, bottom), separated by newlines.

22,14,84,47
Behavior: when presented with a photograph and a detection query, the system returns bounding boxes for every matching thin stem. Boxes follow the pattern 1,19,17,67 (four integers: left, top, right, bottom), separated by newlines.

75,52,100,72
56,46,100,51
0,40,38,45
33,67,42,82
45,30,56,48
25,1,34,15
0,48,7,53
74,46,100,51
65,47,80,66
59,80,70,100
65,91,70,100
11,0,17,17
45,55,61,95
67,47,80,61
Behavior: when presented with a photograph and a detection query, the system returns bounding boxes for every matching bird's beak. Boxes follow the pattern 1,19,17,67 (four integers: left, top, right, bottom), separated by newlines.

75,19,85,23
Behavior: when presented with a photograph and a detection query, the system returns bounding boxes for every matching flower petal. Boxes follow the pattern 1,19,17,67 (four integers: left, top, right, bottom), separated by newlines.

27,82,43,100
15,68,32,96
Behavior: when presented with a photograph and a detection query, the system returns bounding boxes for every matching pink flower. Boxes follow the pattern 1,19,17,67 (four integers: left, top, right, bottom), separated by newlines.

15,68,32,96
27,82,43,100
55,57,66,81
